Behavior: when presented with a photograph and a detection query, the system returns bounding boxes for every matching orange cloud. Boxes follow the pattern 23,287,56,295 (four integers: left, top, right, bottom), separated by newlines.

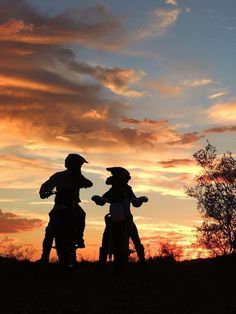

0,0,207,198
0,74,75,94
0,209,43,233
0,18,33,35
82,109,109,120
207,101,236,122
0,1,203,156
68,60,145,97
168,132,205,146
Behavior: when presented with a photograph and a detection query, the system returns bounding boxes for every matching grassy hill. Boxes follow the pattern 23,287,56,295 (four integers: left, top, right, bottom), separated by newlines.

1,255,236,314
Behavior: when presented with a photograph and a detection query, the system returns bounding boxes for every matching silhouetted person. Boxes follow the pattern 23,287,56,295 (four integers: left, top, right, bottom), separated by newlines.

92,167,148,266
39,153,93,263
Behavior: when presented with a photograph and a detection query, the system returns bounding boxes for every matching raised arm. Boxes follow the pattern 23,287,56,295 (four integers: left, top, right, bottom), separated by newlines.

80,175,93,188
91,189,111,206
131,196,148,207
128,187,148,207
39,174,58,199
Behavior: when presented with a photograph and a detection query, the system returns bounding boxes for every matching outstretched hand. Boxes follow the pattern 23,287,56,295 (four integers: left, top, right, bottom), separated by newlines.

139,196,148,203
131,196,148,207
91,195,101,202
91,195,107,206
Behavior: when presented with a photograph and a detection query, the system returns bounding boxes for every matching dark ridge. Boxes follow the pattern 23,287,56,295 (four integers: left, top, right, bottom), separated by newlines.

1,254,236,314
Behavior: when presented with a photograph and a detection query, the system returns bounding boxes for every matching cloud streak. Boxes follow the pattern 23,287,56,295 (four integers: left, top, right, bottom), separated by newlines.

0,209,43,233
208,90,227,99
158,159,194,168
137,7,181,39
204,125,236,134
0,1,124,50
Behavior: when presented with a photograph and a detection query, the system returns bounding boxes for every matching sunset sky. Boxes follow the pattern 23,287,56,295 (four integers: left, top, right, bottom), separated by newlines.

0,0,236,261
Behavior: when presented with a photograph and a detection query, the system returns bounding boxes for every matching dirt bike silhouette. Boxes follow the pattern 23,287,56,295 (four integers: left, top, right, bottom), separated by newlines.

43,191,80,268
39,153,92,267
92,195,148,269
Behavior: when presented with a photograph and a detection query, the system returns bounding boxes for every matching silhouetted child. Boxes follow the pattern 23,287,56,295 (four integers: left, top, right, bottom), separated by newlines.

92,167,148,265
39,153,93,263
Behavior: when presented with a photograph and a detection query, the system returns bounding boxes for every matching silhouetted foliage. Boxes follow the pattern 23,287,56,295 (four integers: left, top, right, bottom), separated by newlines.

158,242,183,261
186,142,236,255
1,245,35,261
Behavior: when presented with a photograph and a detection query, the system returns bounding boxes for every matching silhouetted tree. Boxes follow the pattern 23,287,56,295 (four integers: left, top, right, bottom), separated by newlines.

186,142,236,255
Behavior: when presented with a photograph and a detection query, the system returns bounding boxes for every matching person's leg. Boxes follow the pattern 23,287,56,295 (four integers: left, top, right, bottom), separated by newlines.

74,206,86,248
99,214,111,264
40,222,54,263
130,222,145,264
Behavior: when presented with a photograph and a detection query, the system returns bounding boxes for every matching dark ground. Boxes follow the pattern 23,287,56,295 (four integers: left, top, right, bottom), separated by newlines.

1,255,236,314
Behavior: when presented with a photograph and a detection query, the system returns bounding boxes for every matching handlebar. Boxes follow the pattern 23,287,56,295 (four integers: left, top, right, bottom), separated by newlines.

40,190,56,199
91,195,148,206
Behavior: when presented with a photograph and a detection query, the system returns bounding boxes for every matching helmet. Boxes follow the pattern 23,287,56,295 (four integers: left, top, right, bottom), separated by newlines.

106,167,130,178
106,167,131,185
65,153,88,170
